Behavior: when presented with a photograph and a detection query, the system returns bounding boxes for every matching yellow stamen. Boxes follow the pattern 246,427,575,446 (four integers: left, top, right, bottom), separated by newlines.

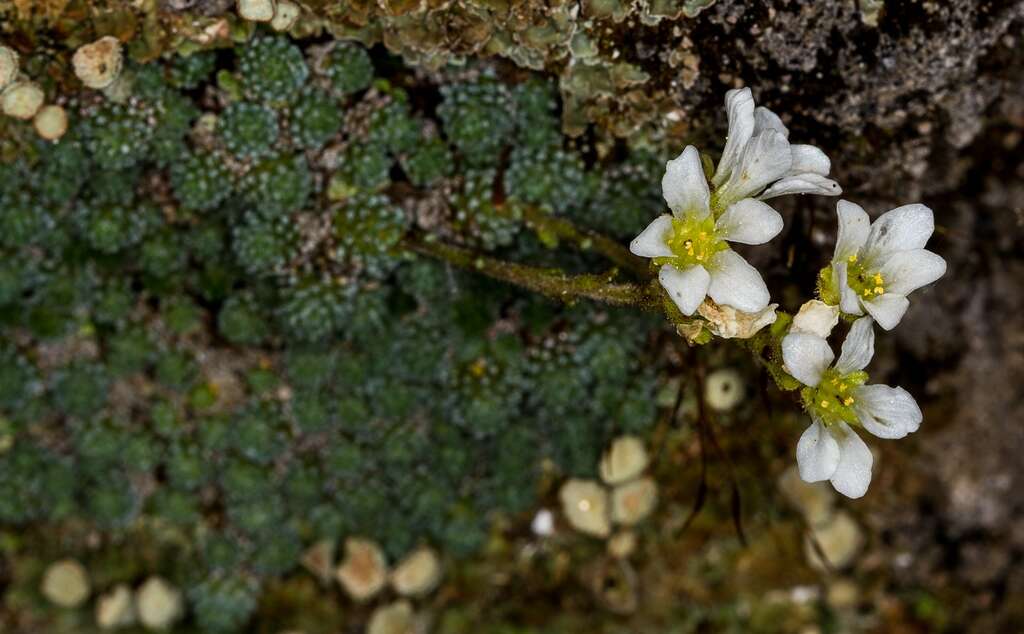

848,254,858,263
820,400,830,409
843,396,854,406
873,273,883,284
874,286,884,294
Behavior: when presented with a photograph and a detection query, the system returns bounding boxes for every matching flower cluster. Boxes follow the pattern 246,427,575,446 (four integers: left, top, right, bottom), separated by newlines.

630,88,946,499
782,317,922,497
778,200,945,497
630,88,840,318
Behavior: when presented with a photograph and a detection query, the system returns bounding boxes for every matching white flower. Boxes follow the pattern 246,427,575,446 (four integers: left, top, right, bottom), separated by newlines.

781,317,923,498
711,88,841,211
697,299,778,339
826,200,947,330
791,299,840,339
630,145,781,315
630,88,840,317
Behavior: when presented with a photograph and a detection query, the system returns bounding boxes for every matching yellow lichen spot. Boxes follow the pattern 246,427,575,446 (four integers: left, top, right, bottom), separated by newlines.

72,36,123,90
469,358,487,378
33,104,68,141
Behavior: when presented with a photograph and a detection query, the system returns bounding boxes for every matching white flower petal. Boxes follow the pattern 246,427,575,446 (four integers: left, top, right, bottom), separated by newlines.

796,418,840,483
835,316,875,374
781,332,835,387
718,129,793,204
706,249,770,313
862,204,935,263
629,214,673,258
833,261,864,315
715,198,784,245
879,249,947,295
829,423,873,499
788,144,830,176
662,145,710,219
753,106,789,138
658,263,710,316
792,299,840,338
853,384,922,439
697,301,777,339
759,173,841,200
861,293,910,331
833,200,871,262
712,88,755,187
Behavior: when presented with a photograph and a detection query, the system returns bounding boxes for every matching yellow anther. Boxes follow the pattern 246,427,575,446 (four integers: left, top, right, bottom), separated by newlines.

843,396,854,406
820,400,830,409
838,383,847,392
873,273,884,285
847,254,858,264
862,288,872,297
874,286,885,294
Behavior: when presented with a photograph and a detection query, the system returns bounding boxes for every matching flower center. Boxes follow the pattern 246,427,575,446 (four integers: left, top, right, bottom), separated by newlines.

801,368,868,427
655,214,727,269
844,254,887,299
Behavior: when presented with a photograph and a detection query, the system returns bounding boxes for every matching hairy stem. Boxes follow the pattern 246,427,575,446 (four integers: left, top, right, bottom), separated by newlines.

500,203,652,278
404,234,664,309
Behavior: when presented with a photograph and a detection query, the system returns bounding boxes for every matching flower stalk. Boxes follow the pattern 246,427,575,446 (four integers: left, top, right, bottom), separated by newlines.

507,203,652,278
403,233,664,309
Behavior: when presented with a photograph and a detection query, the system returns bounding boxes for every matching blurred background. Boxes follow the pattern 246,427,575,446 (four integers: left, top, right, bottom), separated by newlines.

1,0,1023,632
